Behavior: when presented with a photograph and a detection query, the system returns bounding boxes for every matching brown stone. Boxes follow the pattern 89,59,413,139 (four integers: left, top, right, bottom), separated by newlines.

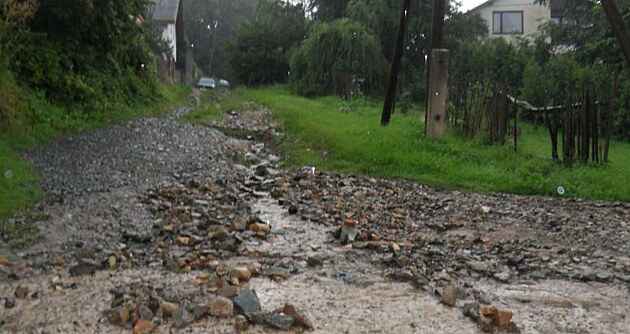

133,319,157,334
478,306,499,332
14,285,29,299
230,266,252,281
440,285,457,307
159,300,178,318
497,309,513,327
282,303,313,330
249,223,270,234
389,242,401,253
217,286,240,298
209,296,234,318
177,236,190,245
234,314,250,331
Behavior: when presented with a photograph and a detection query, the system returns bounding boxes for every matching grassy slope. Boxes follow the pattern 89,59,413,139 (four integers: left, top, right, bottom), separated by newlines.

0,84,191,217
239,86,630,202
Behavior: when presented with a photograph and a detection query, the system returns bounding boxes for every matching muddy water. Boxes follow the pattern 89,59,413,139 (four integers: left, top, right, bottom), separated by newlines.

1,198,628,333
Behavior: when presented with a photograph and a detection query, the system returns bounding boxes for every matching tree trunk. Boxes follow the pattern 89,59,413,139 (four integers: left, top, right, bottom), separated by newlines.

604,67,619,163
381,0,410,125
601,0,630,67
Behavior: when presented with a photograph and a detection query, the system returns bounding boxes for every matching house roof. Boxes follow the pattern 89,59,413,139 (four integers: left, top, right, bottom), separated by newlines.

150,0,180,22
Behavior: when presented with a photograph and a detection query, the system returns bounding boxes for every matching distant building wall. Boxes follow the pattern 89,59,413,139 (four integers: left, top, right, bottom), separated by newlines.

473,0,550,43
161,23,177,62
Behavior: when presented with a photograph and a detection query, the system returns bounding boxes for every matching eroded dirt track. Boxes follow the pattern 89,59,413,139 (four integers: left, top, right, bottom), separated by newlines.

1,93,629,333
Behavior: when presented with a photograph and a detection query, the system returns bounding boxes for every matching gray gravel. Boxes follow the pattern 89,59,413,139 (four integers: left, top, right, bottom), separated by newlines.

10,105,257,263
24,108,233,197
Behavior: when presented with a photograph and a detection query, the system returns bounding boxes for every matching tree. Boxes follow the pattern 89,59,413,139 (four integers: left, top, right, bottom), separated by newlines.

309,0,349,21
185,0,257,78
289,19,387,97
227,1,306,85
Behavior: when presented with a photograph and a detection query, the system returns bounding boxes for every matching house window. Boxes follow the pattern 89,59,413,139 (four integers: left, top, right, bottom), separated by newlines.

493,11,523,34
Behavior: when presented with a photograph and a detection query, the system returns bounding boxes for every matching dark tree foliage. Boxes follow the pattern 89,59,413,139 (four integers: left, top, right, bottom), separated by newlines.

7,0,159,105
227,0,306,85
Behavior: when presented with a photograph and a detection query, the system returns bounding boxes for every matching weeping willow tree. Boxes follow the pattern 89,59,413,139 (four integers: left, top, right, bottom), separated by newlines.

289,19,388,98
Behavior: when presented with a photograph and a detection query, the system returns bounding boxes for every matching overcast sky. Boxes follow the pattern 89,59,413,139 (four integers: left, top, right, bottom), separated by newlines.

459,0,488,12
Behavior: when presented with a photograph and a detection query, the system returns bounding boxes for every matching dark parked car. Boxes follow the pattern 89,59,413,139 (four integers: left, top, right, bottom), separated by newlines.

196,77,216,89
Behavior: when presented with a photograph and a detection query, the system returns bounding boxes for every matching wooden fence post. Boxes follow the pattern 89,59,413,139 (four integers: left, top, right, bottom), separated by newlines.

426,48,449,139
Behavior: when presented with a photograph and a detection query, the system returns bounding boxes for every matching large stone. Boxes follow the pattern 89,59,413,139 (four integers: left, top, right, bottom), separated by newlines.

232,289,262,316
209,296,234,318
282,303,313,329
441,285,457,307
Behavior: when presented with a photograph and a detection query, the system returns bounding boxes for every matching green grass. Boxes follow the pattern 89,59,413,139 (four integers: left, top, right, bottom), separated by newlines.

0,84,191,218
184,90,247,124
237,86,630,202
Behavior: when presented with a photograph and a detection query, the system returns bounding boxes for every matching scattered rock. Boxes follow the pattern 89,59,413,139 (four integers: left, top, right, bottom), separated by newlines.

233,288,262,317
209,296,234,318
493,271,511,283
137,305,154,321
173,301,191,328
251,312,294,330
69,263,97,276
249,222,270,235
4,297,16,308
389,242,401,253
339,219,358,243
462,302,480,321
133,319,157,334
234,314,250,331
230,266,252,282
159,300,178,318
441,285,457,307
14,285,28,299
282,303,313,330
217,286,240,298
288,204,298,215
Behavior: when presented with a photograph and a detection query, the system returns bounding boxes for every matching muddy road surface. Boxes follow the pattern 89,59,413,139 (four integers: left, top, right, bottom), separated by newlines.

1,93,629,333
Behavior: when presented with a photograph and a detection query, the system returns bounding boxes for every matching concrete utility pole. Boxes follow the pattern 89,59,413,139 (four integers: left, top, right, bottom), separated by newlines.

381,0,411,126
425,0,448,139
601,0,630,67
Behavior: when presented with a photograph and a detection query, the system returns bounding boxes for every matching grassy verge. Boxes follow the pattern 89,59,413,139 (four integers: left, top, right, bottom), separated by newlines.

238,86,630,202
0,84,191,218
183,90,247,124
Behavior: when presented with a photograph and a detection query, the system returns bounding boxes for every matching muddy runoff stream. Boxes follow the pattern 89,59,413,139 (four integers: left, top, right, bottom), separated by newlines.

2,198,629,333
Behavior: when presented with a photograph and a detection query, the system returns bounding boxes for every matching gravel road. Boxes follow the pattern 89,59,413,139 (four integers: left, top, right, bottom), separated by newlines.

1,93,629,333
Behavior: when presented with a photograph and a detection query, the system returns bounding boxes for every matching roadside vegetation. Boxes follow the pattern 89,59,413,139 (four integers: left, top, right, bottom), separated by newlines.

0,0,191,218
238,86,630,202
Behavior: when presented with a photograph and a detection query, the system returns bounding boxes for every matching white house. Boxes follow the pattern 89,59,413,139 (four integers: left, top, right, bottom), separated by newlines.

149,0,188,82
470,0,565,43
150,0,182,61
